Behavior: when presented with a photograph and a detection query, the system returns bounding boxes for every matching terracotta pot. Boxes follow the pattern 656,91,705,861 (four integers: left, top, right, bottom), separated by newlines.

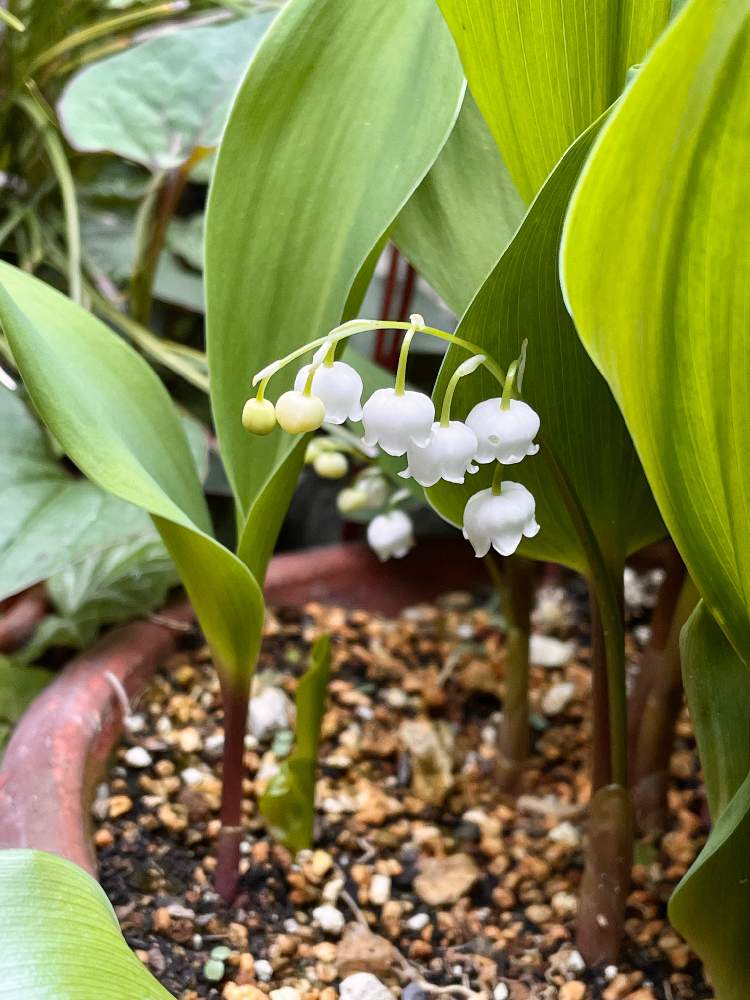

0,539,484,872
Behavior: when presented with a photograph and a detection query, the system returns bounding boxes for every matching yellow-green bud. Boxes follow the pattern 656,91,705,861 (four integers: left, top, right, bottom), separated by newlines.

337,486,368,514
242,397,276,435
313,451,348,479
275,390,326,434
305,437,327,463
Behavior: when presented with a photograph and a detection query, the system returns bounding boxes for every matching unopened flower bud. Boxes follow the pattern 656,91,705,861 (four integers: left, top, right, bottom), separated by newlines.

275,390,326,434
242,397,277,435
337,486,368,514
313,451,348,479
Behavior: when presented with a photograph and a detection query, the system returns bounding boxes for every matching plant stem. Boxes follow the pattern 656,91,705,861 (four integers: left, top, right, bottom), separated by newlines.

215,677,250,904
486,554,535,793
130,148,203,326
632,572,698,835
589,589,612,791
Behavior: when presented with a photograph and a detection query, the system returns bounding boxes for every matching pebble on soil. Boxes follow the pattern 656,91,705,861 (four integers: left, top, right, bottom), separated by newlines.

93,571,710,1000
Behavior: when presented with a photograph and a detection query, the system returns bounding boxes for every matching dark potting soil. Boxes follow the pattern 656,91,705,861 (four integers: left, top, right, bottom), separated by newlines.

93,575,712,1000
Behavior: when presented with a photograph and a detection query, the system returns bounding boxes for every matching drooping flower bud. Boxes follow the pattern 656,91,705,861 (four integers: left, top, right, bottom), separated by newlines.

361,388,434,456
313,451,348,479
242,397,277,435
400,421,479,487
462,482,540,557
294,359,363,425
465,398,540,465
337,486,368,514
275,391,326,434
366,509,415,562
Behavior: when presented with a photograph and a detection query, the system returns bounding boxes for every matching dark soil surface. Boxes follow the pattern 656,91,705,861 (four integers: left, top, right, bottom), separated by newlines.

93,573,711,1000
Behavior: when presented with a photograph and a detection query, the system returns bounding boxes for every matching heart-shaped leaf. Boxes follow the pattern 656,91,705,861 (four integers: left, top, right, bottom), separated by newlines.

205,0,465,514
561,0,750,658
425,123,663,573
0,850,174,998
435,0,671,200
58,14,275,171
0,262,263,694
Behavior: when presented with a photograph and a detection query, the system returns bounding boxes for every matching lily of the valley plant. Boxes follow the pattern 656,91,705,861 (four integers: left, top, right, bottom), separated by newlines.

243,314,541,563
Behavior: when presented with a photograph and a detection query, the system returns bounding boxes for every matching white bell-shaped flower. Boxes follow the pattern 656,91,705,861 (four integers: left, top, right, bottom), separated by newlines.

465,398,540,465
462,482,540,557
294,357,363,425
361,388,435,456
400,421,479,487
367,510,415,562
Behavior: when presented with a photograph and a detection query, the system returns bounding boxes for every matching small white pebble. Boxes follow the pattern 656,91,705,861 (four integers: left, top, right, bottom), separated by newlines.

548,821,582,848
255,959,273,982
355,706,374,721
480,725,496,745
156,716,172,735
369,874,391,906
340,973,395,1000
124,746,152,768
181,767,205,786
312,904,345,936
604,964,618,981
204,733,224,754
322,876,344,903
406,912,430,931
124,714,146,734
270,989,301,1000
565,950,586,974
283,918,300,933
451,965,462,975
494,986,509,1000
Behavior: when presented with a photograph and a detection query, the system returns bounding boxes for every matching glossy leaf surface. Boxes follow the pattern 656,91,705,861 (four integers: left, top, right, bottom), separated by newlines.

205,0,464,513
436,0,670,200
0,262,263,691
562,0,750,657
426,125,663,572
670,602,750,999
0,850,174,999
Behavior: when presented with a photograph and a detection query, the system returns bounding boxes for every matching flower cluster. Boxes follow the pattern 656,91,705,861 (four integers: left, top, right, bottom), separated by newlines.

242,316,541,561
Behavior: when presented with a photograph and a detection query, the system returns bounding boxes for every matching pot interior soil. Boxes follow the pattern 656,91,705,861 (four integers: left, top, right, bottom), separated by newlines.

92,576,710,1000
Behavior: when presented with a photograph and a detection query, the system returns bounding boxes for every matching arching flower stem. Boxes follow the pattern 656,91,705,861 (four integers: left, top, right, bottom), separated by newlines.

501,358,519,411
394,328,417,396
439,353,486,427
251,319,507,394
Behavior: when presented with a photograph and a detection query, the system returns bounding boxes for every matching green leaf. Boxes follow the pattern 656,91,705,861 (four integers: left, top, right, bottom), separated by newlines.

205,0,465,514
58,14,275,171
18,535,176,663
0,262,263,693
167,213,205,272
669,602,750,999
561,0,750,658
0,385,162,601
259,635,331,852
435,0,670,201
0,658,53,753
0,850,174,999
426,122,663,572
393,92,525,314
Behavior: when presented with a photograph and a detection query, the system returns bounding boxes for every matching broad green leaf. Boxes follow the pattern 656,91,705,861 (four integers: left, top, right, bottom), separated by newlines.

167,213,205,272
393,92,525,314
0,658,53,753
0,262,263,692
427,123,663,572
58,14,274,171
561,0,750,657
259,635,331,852
206,0,465,514
669,602,750,999
0,849,174,999
18,535,176,663
0,385,163,600
435,0,670,201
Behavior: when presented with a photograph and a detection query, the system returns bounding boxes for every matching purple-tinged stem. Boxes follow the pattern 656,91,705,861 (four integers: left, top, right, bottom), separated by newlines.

215,679,250,904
